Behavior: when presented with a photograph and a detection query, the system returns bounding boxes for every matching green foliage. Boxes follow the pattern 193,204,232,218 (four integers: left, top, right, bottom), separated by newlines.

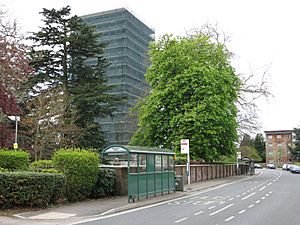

0,149,29,171
0,172,65,209
239,133,265,162
90,169,116,198
0,167,8,172
30,160,54,172
240,134,254,148
290,128,300,161
26,6,122,150
253,133,266,162
41,168,61,173
174,155,187,165
131,33,240,162
239,146,262,162
218,154,237,163
52,148,100,201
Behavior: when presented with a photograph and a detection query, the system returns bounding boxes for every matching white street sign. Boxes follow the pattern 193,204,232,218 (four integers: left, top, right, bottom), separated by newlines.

181,139,189,154
237,151,242,159
8,116,20,121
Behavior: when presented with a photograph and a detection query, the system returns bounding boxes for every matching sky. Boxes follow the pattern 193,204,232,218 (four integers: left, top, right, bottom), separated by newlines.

2,0,300,134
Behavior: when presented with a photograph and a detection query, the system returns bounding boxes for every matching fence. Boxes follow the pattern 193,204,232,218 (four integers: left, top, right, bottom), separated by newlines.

175,164,249,184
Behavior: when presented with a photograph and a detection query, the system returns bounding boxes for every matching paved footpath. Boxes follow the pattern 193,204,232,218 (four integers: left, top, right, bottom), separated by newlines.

0,174,254,225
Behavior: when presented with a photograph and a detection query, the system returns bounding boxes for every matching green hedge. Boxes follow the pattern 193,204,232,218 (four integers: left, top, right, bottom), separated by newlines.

30,160,54,172
53,148,99,201
0,149,29,171
90,169,116,198
0,172,65,209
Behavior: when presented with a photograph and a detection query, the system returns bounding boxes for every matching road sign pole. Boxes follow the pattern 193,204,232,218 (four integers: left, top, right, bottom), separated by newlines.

236,151,241,175
187,151,191,188
181,139,191,189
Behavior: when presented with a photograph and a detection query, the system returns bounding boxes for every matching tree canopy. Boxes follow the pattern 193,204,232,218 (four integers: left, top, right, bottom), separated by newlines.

290,128,300,161
253,133,265,162
25,6,121,152
130,34,240,162
238,133,263,162
0,8,32,148
239,146,262,162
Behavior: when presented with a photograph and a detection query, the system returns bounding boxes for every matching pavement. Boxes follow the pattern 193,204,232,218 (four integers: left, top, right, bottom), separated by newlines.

0,174,253,225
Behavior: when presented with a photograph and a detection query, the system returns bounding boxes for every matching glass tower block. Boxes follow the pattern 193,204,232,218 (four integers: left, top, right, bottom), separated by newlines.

82,8,155,145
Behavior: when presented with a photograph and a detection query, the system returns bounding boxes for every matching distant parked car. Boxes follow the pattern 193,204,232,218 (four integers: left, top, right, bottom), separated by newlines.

267,163,276,169
282,164,288,170
286,164,294,171
290,165,300,174
254,163,263,169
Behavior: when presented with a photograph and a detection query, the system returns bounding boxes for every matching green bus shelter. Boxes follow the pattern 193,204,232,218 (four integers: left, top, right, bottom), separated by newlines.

102,145,176,202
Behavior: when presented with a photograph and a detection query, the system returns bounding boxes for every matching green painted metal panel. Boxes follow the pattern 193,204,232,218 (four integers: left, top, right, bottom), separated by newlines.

139,174,147,195
147,173,155,194
102,145,175,202
128,174,138,196
155,173,162,192
147,154,155,173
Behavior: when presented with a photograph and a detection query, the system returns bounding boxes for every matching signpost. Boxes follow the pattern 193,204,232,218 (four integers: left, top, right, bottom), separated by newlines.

237,151,241,175
181,139,190,188
8,116,20,149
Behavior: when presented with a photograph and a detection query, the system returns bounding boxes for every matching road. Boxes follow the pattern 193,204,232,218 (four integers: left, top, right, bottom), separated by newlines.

75,169,300,225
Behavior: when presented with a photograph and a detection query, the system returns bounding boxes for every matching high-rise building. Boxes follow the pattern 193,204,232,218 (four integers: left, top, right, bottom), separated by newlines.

81,8,154,145
265,130,294,164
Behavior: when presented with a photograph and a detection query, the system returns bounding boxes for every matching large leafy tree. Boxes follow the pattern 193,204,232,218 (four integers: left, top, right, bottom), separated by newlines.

27,6,121,150
0,9,32,148
130,34,240,162
189,25,271,135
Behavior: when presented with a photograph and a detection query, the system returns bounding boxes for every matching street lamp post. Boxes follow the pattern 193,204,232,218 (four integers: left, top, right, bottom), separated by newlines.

8,115,20,149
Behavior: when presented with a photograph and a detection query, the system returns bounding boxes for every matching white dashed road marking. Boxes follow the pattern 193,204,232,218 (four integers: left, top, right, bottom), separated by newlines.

225,216,235,222
242,192,256,200
239,210,246,214
209,204,234,216
175,217,188,223
259,186,266,191
194,211,204,216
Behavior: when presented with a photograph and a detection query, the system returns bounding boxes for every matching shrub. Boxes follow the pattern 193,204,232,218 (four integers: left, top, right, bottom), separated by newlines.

174,155,187,165
0,172,65,209
90,169,116,198
0,167,8,172
53,148,99,201
41,168,61,173
0,149,29,171
30,160,54,172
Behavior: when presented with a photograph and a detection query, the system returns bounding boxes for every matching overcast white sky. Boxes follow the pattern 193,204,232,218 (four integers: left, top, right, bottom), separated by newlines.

3,0,300,134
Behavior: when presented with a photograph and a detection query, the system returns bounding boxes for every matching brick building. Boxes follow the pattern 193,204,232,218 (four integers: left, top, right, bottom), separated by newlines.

265,130,294,164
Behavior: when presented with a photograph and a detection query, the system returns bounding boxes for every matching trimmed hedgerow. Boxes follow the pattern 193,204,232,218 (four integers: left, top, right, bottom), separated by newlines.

0,167,8,172
90,169,116,198
0,149,29,171
30,160,54,172
41,168,61,173
0,172,65,209
53,148,99,201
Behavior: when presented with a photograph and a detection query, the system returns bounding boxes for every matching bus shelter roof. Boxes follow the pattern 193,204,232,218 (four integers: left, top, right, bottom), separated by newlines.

102,145,174,155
